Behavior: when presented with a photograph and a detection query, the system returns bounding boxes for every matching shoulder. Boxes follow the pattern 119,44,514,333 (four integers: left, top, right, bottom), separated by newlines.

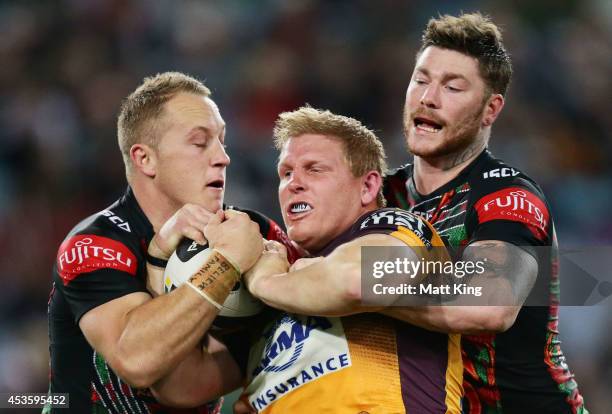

357,208,425,232
55,202,143,285
61,199,142,250
468,154,551,220
383,164,413,209
383,163,412,188
470,152,547,201
385,163,412,180
467,153,552,242
354,208,436,248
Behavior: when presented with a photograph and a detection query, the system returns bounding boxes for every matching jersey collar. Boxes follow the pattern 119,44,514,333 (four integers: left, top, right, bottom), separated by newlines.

121,186,155,242
408,149,491,205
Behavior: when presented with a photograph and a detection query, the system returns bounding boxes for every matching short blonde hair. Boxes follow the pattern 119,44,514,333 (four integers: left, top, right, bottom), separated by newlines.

274,106,387,207
117,71,211,174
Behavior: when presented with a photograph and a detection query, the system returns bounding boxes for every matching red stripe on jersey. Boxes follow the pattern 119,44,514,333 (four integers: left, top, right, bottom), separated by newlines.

474,187,549,241
91,387,101,403
56,234,137,285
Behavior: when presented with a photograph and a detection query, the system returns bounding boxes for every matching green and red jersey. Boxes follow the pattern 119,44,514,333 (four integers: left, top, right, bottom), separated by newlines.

384,150,588,414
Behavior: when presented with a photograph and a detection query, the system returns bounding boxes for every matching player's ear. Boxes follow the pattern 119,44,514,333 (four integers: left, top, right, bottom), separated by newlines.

361,170,382,206
482,93,504,127
130,143,157,178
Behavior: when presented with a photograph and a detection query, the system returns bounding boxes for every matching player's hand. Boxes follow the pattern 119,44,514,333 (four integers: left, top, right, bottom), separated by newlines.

148,204,215,260
290,257,323,272
204,209,264,273
244,240,290,294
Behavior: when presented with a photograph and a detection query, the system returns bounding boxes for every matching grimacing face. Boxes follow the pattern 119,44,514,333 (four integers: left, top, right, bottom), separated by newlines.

278,134,366,253
403,46,489,159
153,92,230,213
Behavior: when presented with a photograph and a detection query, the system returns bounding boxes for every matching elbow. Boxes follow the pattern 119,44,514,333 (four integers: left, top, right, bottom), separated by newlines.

471,308,519,333
339,262,363,310
343,277,362,307
446,307,519,334
485,308,518,333
109,351,161,389
151,387,210,409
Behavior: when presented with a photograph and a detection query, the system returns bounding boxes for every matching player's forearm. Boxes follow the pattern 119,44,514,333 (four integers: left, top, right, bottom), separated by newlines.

150,338,242,408
382,240,536,333
115,285,219,387
146,263,166,296
382,305,519,334
249,236,402,316
382,307,451,333
440,306,519,333
251,259,364,316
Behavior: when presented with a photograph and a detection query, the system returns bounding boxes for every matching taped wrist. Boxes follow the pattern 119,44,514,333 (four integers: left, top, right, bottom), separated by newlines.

146,252,168,268
186,249,241,308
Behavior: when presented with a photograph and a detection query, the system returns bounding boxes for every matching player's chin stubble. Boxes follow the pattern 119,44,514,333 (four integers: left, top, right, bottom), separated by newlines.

404,105,485,170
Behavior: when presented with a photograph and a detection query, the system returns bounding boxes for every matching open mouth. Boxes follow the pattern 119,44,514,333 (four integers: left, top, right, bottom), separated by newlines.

207,180,224,189
288,202,313,215
414,117,443,133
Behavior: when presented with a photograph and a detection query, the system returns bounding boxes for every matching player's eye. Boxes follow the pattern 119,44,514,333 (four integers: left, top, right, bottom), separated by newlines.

194,138,210,148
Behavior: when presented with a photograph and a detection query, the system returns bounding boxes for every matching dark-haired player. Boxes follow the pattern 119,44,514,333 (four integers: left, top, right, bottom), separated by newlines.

383,12,588,414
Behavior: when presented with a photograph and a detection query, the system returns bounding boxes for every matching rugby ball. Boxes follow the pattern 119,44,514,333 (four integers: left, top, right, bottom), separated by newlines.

163,238,263,317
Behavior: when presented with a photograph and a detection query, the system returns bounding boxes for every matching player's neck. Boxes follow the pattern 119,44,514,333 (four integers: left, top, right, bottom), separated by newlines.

130,179,178,232
309,205,378,255
413,140,485,195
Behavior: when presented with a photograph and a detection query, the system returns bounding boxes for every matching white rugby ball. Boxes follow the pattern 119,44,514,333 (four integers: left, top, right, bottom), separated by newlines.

163,239,263,317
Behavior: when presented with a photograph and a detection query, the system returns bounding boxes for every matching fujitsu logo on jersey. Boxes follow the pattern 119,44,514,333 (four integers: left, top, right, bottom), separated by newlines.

482,190,545,227
57,234,137,285
475,187,550,240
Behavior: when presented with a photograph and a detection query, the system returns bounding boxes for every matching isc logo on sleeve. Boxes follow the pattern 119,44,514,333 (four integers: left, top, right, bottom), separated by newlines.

482,167,519,179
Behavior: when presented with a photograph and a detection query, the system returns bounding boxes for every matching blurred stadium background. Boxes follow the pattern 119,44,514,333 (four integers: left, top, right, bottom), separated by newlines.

0,0,610,412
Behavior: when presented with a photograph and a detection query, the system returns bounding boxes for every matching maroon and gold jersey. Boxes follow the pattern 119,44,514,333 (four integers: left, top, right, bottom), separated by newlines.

242,208,463,413
384,150,588,414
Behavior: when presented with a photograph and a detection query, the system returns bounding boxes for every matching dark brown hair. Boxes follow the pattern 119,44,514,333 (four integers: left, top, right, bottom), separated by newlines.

419,12,512,96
